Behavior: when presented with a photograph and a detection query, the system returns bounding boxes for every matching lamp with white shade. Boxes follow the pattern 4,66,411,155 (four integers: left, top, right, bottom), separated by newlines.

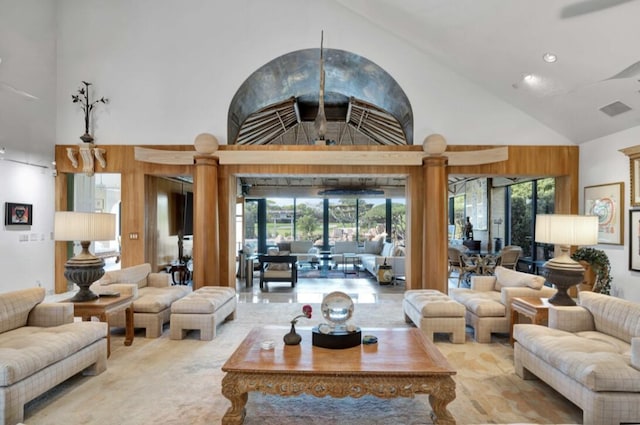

535,214,599,306
54,211,116,302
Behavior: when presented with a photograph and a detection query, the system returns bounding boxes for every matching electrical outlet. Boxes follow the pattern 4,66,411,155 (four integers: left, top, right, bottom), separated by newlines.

19,234,28,242
36,280,42,287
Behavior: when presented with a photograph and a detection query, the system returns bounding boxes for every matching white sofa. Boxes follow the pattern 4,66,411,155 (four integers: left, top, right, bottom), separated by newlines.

450,266,556,342
285,240,319,265
331,240,406,280
90,263,191,338
0,288,108,425
514,291,640,425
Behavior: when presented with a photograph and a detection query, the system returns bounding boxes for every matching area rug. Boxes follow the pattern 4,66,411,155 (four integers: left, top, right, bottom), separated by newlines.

23,297,582,425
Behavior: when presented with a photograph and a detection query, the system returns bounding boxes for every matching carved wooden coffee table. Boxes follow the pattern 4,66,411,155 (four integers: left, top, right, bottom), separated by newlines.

221,326,457,424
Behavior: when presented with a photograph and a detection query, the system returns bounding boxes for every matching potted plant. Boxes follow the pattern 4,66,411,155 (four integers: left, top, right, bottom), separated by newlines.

571,247,612,295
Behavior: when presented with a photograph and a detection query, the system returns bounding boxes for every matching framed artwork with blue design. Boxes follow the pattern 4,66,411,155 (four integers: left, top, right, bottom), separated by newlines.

5,202,32,226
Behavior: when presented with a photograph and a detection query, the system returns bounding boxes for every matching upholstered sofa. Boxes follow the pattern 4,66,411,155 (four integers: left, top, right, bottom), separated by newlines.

514,291,640,425
90,263,191,338
450,266,556,342
282,240,319,266
331,240,406,280
0,288,108,425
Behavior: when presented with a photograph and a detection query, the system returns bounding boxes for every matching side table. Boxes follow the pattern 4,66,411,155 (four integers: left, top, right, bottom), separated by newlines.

342,253,360,276
66,294,134,357
510,296,550,345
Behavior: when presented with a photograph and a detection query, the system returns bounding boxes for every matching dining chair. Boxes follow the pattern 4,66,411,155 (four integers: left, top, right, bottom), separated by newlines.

448,246,479,287
497,246,522,270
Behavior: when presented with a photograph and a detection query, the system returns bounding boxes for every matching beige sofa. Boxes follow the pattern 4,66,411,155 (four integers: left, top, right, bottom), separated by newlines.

514,291,640,425
450,266,556,342
90,263,191,338
0,288,107,425
331,240,406,280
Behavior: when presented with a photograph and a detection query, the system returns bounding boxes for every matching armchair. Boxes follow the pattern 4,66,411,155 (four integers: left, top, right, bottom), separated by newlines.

258,255,298,291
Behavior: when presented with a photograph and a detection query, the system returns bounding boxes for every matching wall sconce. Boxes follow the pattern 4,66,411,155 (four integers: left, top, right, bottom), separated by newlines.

66,144,106,176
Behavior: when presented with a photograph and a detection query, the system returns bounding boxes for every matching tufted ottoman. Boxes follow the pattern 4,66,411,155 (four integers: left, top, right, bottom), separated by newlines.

403,289,466,343
169,286,237,341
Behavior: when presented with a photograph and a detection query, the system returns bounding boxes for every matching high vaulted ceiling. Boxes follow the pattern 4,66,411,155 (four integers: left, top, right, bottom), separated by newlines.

2,1,640,167
339,0,640,144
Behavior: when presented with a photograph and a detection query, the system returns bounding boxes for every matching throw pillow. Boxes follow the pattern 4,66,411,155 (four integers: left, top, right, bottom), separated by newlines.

494,266,545,290
277,242,291,252
364,239,383,254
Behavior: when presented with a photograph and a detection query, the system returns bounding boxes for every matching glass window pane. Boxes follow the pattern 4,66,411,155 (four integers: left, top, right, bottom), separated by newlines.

390,198,406,246
243,200,258,252
328,199,357,244
294,198,323,244
535,177,555,260
266,198,294,246
358,198,386,243
510,181,533,258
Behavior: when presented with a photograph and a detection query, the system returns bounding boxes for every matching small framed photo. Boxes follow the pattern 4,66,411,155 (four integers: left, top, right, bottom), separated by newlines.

630,209,640,271
631,157,640,207
584,182,624,245
5,202,33,226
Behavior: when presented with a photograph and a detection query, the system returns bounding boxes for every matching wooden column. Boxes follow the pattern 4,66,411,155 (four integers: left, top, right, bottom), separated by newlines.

54,173,69,294
217,166,236,288
422,155,449,293
406,167,424,290
192,155,220,289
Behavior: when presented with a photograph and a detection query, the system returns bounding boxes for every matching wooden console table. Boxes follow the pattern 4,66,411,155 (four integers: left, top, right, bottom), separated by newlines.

510,296,550,345
221,326,457,424
66,294,134,357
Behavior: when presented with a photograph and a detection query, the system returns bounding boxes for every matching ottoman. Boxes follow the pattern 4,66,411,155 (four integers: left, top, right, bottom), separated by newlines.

170,286,237,341
403,289,466,343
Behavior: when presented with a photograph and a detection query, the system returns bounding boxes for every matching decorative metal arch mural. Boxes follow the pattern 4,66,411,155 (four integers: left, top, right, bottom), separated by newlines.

228,48,413,146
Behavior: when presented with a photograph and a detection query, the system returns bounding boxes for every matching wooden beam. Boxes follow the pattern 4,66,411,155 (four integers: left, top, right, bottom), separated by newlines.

134,146,509,167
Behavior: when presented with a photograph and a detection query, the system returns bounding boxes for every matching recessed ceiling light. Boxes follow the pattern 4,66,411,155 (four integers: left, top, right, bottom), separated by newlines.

523,74,539,84
543,52,557,63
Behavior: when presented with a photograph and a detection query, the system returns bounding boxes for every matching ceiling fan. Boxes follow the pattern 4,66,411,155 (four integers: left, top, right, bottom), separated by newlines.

559,0,637,18
0,58,39,100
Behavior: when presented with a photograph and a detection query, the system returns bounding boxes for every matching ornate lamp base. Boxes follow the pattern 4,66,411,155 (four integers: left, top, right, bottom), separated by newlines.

542,261,585,306
64,242,105,302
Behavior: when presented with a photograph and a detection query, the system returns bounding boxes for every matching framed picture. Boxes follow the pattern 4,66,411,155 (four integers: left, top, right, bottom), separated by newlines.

584,182,624,245
630,210,640,271
631,157,640,206
5,202,33,225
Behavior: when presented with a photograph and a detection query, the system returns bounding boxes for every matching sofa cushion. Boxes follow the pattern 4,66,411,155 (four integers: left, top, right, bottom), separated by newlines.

494,266,545,290
0,321,106,386
277,241,291,252
381,242,395,257
290,240,313,254
133,286,190,313
450,289,504,317
99,263,152,289
579,291,640,344
515,324,640,392
0,287,45,334
333,241,359,254
363,239,383,255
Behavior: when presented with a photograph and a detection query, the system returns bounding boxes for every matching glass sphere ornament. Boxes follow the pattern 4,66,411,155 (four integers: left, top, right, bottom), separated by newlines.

321,291,354,325
313,291,361,349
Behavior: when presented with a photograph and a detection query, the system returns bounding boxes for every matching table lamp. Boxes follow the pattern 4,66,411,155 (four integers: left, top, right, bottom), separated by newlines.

55,211,116,301
535,214,598,306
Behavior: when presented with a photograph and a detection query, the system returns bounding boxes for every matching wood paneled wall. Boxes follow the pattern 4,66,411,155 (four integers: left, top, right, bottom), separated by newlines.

54,144,579,294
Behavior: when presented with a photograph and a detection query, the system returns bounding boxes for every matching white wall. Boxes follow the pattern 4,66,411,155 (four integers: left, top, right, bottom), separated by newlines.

580,126,640,302
55,0,571,147
0,160,56,294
